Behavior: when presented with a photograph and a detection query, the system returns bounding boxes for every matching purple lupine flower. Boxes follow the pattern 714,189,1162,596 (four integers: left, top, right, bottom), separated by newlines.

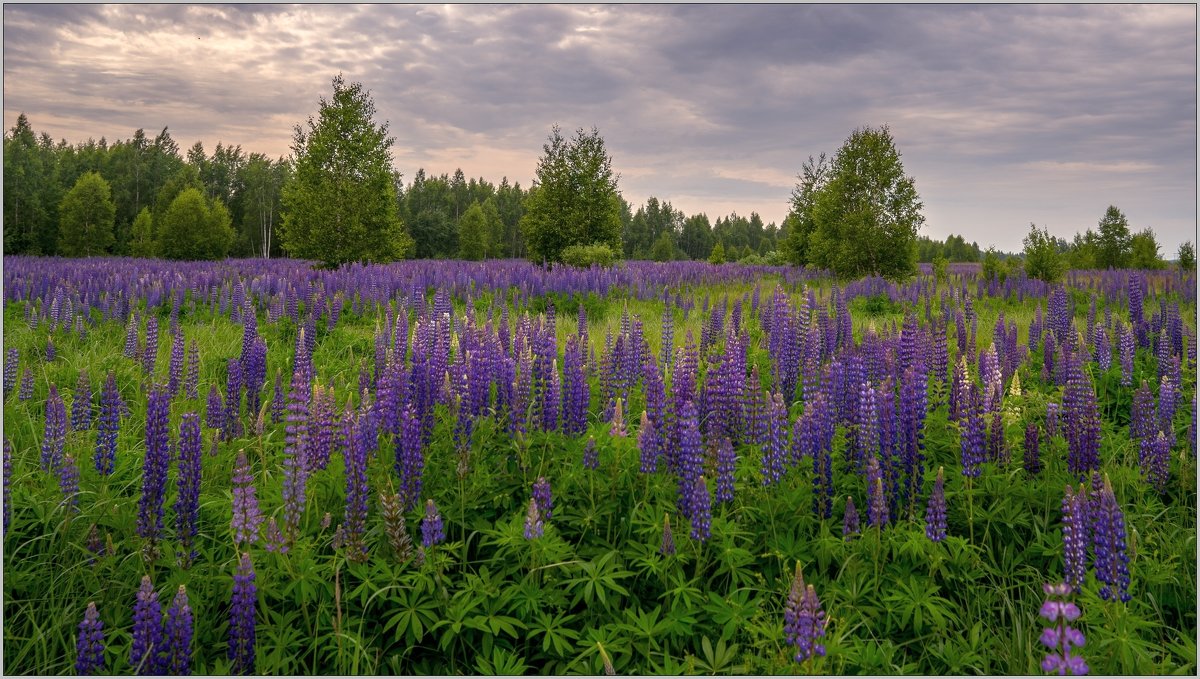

1139,431,1170,494
229,552,257,675
421,498,445,547
394,402,424,512
380,483,414,561
206,384,224,431
853,382,879,473
1039,582,1088,675
167,332,185,396
3,438,11,533
689,475,712,542
715,437,736,505
130,575,165,675
866,456,889,528
41,384,67,472
1063,354,1100,476
922,465,948,542
1158,375,1177,447
532,476,553,521
523,497,544,539
270,371,286,424
184,340,200,400
1092,475,1131,602
46,335,56,362
584,434,600,470
86,522,106,565
231,450,262,546
783,563,826,664
222,358,244,441
1025,423,1042,476
1093,324,1110,372
342,416,370,562
307,385,335,473
1046,402,1059,438
58,453,80,511
262,517,288,553
1062,484,1089,594
843,496,860,540
1118,323,1134,386
675,400,704,519
282,355,311,541
143,316,159,376
959,384,985,478
660,513,676,555
163,585,193,675
175,413,202,568
137,386,172,558
18,367,34,401
71,370,92,432
609,396,627,438
1129,381,1155,441
4,347,19,399
761,392,788,486
987,411,1007,464
541,358,561,432
124,313,139,359
562,336,589,436
75,601,106,675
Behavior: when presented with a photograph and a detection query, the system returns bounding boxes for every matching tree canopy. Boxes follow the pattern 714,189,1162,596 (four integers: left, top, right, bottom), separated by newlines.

521,126,623,264
783,126,925,280
1022,223,1066,283
157,187,234,260
1096,205,1133,269
280,75,413,267
57,171,116,257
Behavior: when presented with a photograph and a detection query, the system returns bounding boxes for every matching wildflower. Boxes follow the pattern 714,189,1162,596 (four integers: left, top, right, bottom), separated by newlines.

866,456,889,528
137,387,172,557
532,477,553,521
379,483,413,561
3,438,11,533
71,370,92,431
1139,431,1170,493
783,563,826,664
689,475,712,542
206,384,224,431
231,450,262,546
41,385,67,472
75,602,106,675
925,467,947,542
18,367,34,401
1024,423,1042,476
1092,475,1131,602
130,576,164,675
1039,582,1088,675
163,585,193,675
1129,381,1155,441
143,316,158,376
46,335,56,362
342,417,370,562
610,396,626,438
395,402,424,512
843,496,860,540
584,435,600,470
167,332,185,396
184,340,200,400
175,413,202,568
523,497,544,539
421,498,445,547
58,453,80,511
282,355,311,541
94,373,122,475
660,513,676,555
229,552,257,675
3,347,18,399
715,437,736,505
1062,484,1089,594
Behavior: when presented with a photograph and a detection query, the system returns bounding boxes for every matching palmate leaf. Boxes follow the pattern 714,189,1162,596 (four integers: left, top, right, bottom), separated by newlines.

563,550,632,609
382,585,440,645
474,646,531,675
529,610,580,658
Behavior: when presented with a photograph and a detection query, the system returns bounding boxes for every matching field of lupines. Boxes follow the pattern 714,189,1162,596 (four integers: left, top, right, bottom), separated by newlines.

2,255,1196,675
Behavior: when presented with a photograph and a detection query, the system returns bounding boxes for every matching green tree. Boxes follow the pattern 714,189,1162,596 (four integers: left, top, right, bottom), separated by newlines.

708,241,726,264
57,171,116,256
480,198,506,259
458,201,487,260
281,75,412,266
649,230,676,262
1128,228,1164,269
799,126,925,279
781,152,830,267
157,187,234,260
128,207,156,258
1067,229,1099,269
1096,205,1132,268
4,113,53,254
981,247,1007,283
521,126,622,263
679,213,713,260
1022,223,1067,283
1178,240,1195,272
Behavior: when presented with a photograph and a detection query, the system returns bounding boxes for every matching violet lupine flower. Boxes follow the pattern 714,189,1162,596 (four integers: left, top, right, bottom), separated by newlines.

783,564,827,665
866,456,889,528
163,585,193,675
925,466,947,542
1046,402,1060,438
1158,375,1177,447
137,386,172,557
71,370,92,432
660,513,676,555
1039,582,1088,675
577,434,597,471
689,475,712,542
4,347,18,399
1063,355,1101,476
959,385,985,478
1093,324,1110,372
1062,484,1089,594
262,517,288,553
1025,423,1042,477
58,453,80,511
1092,475,1131,603
229,552,257,675
75,601,106,675
175,413,202,568
206,384,224,431
542,359,561,432
380,483,414,561
222,359,244,441
1129,381,1155,441
143,316,159,376
987,411,1007,464
18,367,34,402
231,450,263,546
184,340,200,400
270,371,286,424
523,497,544,539
675,400,704,520
282,356,311,541
609,396,627,438
843,496,860,540
561,336,589,436
46,335,56,362
394,402,424,512
853,382,879,473
1139,431,1170,494
342,417,370,562
41,384,67,472
124,313,139,359
3,438,11,533
307,385,336,473
421,498,445,547
761,392,789,486
167,332,185,396
130,575,165,675
1118,324,1134,387
715,437,736,505
532,476,553,521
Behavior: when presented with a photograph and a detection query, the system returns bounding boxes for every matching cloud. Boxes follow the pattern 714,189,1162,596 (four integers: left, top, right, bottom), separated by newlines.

3,4,1195,253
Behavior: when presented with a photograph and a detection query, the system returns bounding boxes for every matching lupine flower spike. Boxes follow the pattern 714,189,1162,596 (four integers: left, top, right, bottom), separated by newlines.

1039,582,1088,675
783,562,827,665
229,552,257,675
523,497,544,539
422,498,445,547
130,575,164,675
75,602,106,675
163,585,193,675
660,513,676,555
925,466,947,542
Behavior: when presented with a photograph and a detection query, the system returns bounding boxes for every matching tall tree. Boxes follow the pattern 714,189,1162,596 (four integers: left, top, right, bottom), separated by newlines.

1178,241,1195,272
57,171,116,256
280,75,413,266
237,154,289,258
3,113,52,254
1128,228,1164,269
157,187,234,260
800,126,924,279
1096,205,1132,269
457,201,487,260
679,213,713,260
521,126,623,263
1022,223,1066,283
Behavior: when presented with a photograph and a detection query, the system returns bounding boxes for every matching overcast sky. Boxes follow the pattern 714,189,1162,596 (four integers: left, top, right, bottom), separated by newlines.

4,4,1196,254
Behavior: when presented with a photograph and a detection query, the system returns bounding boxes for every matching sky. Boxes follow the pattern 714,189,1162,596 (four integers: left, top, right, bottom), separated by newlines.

3,3,1197,254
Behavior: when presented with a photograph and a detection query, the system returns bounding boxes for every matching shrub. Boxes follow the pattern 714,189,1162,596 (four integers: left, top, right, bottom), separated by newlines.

559,242,617,268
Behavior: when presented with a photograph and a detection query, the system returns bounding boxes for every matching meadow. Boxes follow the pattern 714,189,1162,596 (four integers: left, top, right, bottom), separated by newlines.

1,256,1195,675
